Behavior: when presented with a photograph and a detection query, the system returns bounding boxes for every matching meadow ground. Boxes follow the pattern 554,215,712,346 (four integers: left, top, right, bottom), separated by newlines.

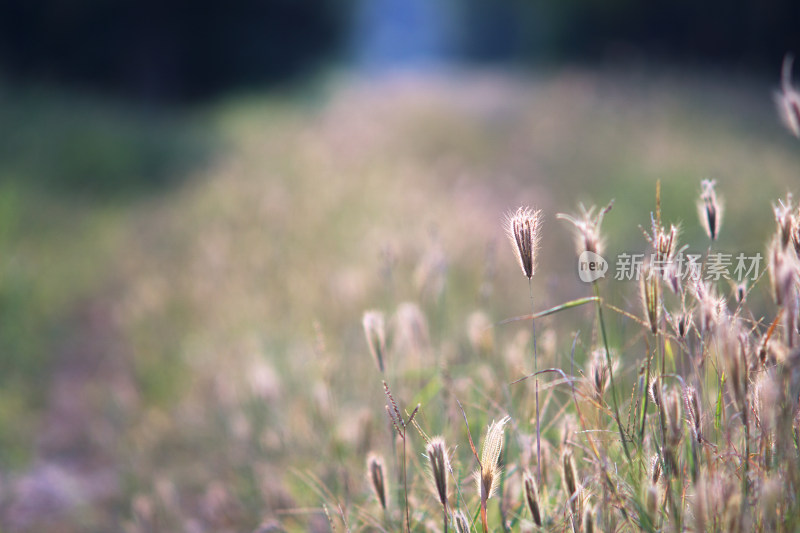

1,66,799,532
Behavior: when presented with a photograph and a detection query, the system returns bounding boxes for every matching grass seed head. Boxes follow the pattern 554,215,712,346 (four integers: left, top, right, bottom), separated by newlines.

698,179,723,241
362,311,387,373
506,207,543,279
557,201,612,257
587,349,612,400
776,55,800,137
774,194,795,249
475,415,510,502
523,470,542,527
366,453,387,510
665,389,683,447
561,449,578,498
683,386,702,443
768,235,797,306
426,437,450,509
640,262,660,334
650,453,662,485
452,510,471,532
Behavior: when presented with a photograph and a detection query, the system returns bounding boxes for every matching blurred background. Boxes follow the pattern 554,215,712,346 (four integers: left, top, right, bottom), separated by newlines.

0,0,799,531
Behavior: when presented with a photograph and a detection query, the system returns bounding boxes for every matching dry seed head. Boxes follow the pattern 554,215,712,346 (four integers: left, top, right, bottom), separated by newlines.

452,510,471,533
735,282,747,304
362,311,387,373
561,449,578,498
776,55,800,137
587,349,613,400
522,470,542,527
640,262,660,334
697,179,723,241
366,453,387,509
774,195,795,249
556,201,613,256
692,280,725,335
647,216,680,265
672,309,693,339
648,379,663,408
506,207,543,279
426,437,450,509
791,207,800,258
475,416,510,502
768,236,797,306
650,453,662,485
665,389,683,447
683,386,702,443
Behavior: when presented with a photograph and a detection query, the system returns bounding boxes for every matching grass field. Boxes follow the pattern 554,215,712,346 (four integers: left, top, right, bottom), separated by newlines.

1,66,800,532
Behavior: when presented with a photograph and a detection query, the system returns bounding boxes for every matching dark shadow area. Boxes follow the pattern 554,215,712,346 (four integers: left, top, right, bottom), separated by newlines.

0,84,214,201
0,0,351,102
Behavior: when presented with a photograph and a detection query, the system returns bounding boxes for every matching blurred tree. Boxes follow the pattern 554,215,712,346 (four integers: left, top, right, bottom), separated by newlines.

0,0,351,101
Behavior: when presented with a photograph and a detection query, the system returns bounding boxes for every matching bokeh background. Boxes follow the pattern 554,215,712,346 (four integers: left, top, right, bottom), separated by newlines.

0,1,799,531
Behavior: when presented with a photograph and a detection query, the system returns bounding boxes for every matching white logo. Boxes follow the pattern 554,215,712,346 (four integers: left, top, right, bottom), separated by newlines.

578,251,608,282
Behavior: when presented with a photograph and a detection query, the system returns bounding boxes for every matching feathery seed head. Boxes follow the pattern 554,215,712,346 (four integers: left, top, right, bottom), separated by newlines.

650,453,662,485
587,349,612,400
665,389,683,446
671,308,693,339
776,54,800,137
561,449,578,498
698,179,723,241
683,386,702,443
452,510,471,533
692,280,725,335
475,415,510,502
774,194,795,249
506,207,543,279
523,470,542,527
557,201,612,257
362,311,387,373
640,262,660,334
649,379,662,408
768,235,797,306
650,219,680,265
366,453,387,509
426,437,450,509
